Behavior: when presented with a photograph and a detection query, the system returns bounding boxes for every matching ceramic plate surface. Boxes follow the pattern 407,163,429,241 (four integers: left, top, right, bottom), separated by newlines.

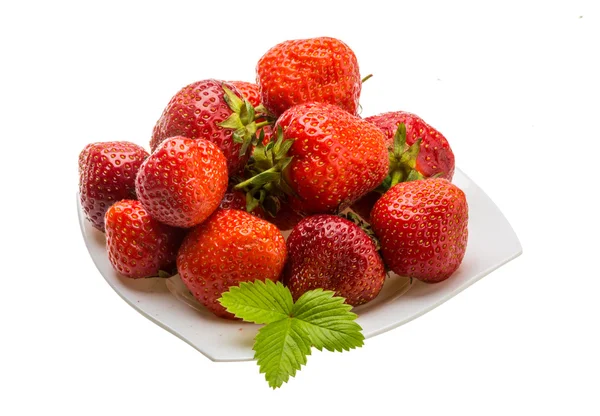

78,168,522,361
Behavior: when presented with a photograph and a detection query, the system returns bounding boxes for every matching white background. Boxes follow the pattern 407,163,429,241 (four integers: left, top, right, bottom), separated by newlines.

1,1,599,415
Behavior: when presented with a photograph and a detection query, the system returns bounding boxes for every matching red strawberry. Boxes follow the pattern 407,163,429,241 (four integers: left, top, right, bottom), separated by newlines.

366,111,455,180
79,141,149,232
105,200,184,279
150,79,264,174
283,214,385,306
177,209,287,319
135,137,228,228
351,113,455,219
256,37,362,117
235,102,389,216
370,178,468,283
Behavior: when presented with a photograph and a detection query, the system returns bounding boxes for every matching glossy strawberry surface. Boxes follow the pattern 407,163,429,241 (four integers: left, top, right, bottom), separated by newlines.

366,111,455,180
283,215,386,306
105,200,184,279
228,81,261,107
150,79,248,174
370,178,468,283
79,141,149,231
276,102,388,214
135,137,228,228
257,37,361,117
177,209,287,319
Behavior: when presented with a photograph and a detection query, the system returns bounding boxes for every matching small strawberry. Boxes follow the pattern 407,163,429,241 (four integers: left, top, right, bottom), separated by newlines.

79,141,149,232
235,102,389,216
256,37,362,117
105,200,184,279
283,214,386,306
370,178,468,283
177,209,287,319
150,79,268,174
135,137,228,228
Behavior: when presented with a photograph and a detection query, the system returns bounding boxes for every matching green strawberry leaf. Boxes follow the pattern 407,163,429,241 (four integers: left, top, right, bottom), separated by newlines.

292,289,364,352
219,280,293,324
218,281,364,389
254,317,312,389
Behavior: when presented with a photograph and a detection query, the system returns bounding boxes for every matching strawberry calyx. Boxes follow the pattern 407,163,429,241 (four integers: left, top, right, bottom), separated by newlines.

218,85,276,158
375,123,424,193
233,126,297,217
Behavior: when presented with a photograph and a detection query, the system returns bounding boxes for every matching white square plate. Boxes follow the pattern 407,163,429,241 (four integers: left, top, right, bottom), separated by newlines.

78,168,522,361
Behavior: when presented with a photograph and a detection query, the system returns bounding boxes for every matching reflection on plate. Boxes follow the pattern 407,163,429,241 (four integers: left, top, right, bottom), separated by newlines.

78,168,522,362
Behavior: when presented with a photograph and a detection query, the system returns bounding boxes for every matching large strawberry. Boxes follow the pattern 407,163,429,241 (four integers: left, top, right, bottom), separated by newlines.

79,141,149,232
256,37,362,117
150,79,267,174
105,200,184,279
370,178,468,283
136,137,228,228
177,209,287,319
235,102,389,216
283,214,386,306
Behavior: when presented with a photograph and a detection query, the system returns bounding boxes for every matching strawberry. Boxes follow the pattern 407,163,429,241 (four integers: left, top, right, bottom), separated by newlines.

366,111,455,180
135,136,228,228
79,141,149,232
256,37,362,117
351,113,455,219
150,79,267,174
370,178,468,283
177,209,287,319
283,214,385,306
105,200,184,279
235,102,389,216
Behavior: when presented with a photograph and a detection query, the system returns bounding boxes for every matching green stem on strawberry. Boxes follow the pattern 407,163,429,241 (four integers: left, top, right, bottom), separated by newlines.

255,121,272,130
234,127,296,217
375,123,424,193
361,74,373,83
218,85,275,158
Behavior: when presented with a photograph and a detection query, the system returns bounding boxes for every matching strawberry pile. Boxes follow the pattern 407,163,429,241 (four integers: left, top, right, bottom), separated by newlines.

79,36,469,320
